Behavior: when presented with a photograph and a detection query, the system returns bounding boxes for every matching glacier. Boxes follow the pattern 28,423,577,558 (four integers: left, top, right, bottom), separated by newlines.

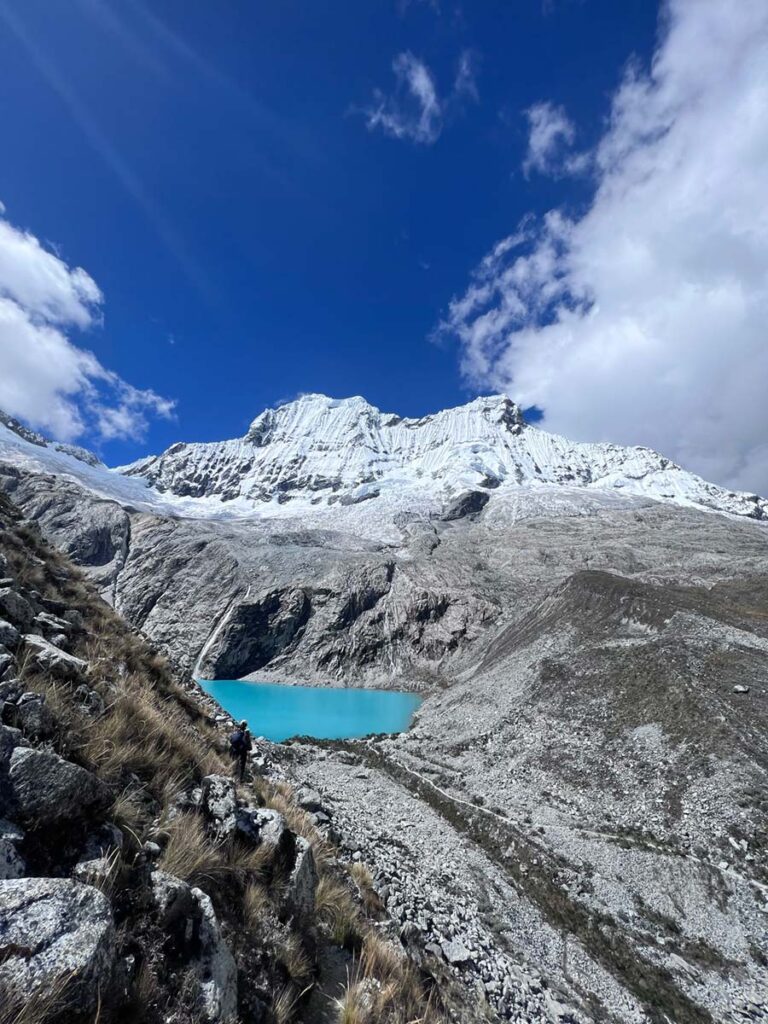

0,393,765,534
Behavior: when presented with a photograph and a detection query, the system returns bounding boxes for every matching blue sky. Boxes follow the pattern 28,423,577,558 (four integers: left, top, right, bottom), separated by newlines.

0,0,659,464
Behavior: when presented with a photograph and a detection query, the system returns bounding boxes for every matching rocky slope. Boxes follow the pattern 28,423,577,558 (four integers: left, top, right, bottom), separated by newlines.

0,493,459,1024
1,395,767,1022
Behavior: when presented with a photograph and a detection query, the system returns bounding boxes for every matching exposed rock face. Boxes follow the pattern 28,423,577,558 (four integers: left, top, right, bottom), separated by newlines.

199,775,238,838
191,887,238,1023
150,871,238,1023
22,635,88,682
0,819,25,880
441,490,490,520
8,748,112,827
0,619,19,650
0,588,33,630
10,692,55,740
0,878,116,1011
283,836,318,919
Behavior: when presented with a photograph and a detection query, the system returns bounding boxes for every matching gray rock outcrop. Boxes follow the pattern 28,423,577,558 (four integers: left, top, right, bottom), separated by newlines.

0,878,116,1011
151,870,237,1023
0,819,25,879
0,589,33,630
199,774,238,838
8,747,112,827
22,635,88,683
283,836,318,919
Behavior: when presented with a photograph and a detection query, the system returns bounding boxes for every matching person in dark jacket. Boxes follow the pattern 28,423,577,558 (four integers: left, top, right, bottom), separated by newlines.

229,719,252,782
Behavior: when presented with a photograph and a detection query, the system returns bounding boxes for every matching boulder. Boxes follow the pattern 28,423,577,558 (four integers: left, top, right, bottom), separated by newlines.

0,651,14,681
74,683,106,717
199,774,238,837
73,823,124,886
296,786,325,813
8,747,112,827
152,869,198,938
33,611,73,637
236,806,294,863
0,819,25,879
0,878,116,1012
0,679,21,703
282,836,318,919
0,723,24,765
0,589,34,630
13,692,55,739
441,938,471,964
0,725,26,817
22,635,88,683
734,685,750,694
0,619,19,650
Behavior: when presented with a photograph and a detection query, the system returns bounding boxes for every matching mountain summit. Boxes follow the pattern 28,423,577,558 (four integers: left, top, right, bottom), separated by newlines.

117,393,766,520
0,393,766,522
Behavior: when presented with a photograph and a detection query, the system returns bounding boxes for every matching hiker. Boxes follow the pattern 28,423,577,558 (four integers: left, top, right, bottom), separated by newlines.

229,719,252,782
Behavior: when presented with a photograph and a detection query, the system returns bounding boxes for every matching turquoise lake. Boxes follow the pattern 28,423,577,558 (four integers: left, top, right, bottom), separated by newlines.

199,679,422,742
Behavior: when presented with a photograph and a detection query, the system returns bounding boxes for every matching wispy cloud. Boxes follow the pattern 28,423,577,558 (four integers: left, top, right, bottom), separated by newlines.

0,205,174,443
522,101,588,178
440,0,768,494
361,49,478,144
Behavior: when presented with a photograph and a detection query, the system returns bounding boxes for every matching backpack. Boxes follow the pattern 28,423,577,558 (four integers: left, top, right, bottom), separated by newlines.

229,729,246,753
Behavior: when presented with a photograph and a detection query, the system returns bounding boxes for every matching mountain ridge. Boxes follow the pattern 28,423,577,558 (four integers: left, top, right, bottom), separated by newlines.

1,393,765,524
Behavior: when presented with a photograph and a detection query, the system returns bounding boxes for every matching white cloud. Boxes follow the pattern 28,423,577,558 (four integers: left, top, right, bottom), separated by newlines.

441,0,768,494
522,101,587,178
362,50,477,144
0,206,174,443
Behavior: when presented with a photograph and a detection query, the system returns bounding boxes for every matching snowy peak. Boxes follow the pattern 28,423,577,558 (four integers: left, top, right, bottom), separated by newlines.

0,410,104,469
116,394,767,522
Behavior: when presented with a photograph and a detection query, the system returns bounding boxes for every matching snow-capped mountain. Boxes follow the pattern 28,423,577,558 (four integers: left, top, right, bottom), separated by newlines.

0,393,766,523
118,393,766,520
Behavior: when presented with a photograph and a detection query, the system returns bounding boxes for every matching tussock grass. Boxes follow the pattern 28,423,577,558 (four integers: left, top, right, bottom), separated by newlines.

315,876,363,951
360,930,404,983
243,879,271,931
157,812,227,886
157,811,275,889
272,982,304,1024
278,934,314,986
0,975,77,1024
76,672,226,796
264,788,335,869
350,861,383,916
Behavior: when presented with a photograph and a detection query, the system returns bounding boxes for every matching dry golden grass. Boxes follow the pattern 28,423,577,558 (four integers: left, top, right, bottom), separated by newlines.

157,810,275,890
271,982,305,1024
264,788,335,869
0,976,77,1024
111,788,147,841
76,673,227,797
315,876,363,951
335,980,373,1024
243,878,271,931
350,861,384,916
157,812,227,886
360,930,404,983
77,846,124,900
278,934,314,986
